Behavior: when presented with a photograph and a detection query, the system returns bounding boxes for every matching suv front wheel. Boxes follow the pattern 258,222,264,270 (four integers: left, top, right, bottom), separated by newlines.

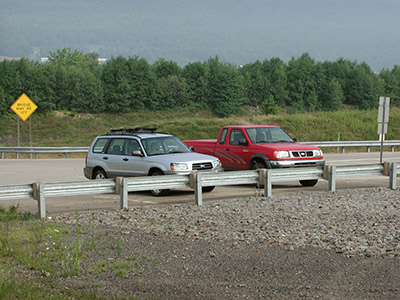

149,169,170,196
299,179,318,187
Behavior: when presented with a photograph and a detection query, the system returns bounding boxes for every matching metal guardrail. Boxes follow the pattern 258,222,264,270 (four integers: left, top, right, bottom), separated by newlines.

303,140,400,153
0,147,90,158
0,163,398,218
0,184,33,200
324,164,384,192
0,140,400,158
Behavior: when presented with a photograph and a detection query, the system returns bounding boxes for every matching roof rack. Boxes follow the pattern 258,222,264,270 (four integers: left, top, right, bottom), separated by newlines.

107,128,158,135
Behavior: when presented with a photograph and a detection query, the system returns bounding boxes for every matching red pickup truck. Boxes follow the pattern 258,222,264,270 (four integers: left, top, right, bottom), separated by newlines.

184,125,325,186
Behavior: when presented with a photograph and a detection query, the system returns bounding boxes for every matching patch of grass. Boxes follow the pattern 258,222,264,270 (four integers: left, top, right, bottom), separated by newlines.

111,261,132,277
0,205,143,299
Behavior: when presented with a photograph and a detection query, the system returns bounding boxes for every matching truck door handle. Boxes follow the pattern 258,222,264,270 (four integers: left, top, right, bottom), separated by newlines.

123,158,129,161
103,156,109,160
225,148,230,151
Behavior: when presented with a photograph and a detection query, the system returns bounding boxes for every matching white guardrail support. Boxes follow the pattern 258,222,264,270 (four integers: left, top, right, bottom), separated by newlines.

261,167,324,197
389,162,399,190
264,169,272,198
324,163,388,192
0,162,398,218
190,170,260,206
116,175,190,209
31,179,116,218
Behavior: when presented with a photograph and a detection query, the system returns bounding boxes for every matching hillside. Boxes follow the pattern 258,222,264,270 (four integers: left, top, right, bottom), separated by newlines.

1,108,399,148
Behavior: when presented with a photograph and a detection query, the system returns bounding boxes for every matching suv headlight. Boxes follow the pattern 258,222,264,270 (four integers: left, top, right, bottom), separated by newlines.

170,163,188,171
213,160,222,169
273,151,290,159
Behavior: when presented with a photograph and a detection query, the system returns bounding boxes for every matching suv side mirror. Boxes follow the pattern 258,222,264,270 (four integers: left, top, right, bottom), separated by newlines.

189,146,194,152
132,150,143,157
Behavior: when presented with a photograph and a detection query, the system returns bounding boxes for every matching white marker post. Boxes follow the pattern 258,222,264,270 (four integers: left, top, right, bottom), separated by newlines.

377,97,390,164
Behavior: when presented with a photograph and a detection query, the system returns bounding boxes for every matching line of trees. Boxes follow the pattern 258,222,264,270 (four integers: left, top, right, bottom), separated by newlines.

0,48,399,117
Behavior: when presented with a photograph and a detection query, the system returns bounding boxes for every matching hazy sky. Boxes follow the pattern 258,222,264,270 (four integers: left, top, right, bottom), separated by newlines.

1,0,399,70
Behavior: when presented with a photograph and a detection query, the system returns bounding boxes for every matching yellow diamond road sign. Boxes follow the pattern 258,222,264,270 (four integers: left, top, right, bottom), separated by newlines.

10,93,38,121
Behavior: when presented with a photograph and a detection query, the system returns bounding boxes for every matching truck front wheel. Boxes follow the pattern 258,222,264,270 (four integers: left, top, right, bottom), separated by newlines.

251,159,267,170
202,186,215,192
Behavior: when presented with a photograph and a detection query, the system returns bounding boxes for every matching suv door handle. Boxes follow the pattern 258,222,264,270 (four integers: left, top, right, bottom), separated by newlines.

225,148,230,151
102,156,109,160
123,158,129,162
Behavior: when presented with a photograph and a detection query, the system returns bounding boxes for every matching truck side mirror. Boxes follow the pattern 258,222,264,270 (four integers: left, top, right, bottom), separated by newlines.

238,139,248,146
189,146,194,152
292,137,297,142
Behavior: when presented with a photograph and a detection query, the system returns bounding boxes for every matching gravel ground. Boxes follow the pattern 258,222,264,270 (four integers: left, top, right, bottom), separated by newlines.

52,187,400,299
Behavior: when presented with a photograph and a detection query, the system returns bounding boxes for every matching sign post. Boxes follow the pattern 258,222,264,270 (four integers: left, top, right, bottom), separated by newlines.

377,96,390,164
10,93,38,158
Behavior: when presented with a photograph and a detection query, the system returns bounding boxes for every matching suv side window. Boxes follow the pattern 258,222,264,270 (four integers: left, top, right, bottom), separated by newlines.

124,139,141,156
93,138,109,153
106,138,124,155
229,129,246,146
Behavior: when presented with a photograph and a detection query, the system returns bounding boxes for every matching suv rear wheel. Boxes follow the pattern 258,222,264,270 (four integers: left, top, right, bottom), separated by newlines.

149,169,170,196
94,169,107,180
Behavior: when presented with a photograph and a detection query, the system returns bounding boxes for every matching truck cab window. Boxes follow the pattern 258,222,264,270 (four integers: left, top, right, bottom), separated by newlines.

229,129,246,145
219,128,228,145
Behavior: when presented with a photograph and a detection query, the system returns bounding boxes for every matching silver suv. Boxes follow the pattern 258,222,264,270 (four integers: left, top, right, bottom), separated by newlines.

84,128,223,196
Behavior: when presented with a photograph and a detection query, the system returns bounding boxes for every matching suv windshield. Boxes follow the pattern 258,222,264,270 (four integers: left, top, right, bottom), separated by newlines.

142,136,191,156
245,127,294,144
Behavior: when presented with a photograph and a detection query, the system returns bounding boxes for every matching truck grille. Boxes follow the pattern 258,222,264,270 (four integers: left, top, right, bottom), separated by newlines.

290,150,315,158
192,162,213,170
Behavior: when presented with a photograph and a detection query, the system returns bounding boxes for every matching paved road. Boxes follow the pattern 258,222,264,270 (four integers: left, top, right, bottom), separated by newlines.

1,152,399,215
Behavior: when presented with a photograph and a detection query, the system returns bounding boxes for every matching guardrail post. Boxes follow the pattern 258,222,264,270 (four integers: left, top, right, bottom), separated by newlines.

194,173,203,206
116,177,128,210
328,166,336,192
384,162,391,176
33,182,46,218
264,169,272,197
390,163,397,190
120,177,128,209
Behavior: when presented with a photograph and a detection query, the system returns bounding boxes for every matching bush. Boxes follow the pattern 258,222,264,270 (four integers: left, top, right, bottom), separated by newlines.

261,96,281,115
